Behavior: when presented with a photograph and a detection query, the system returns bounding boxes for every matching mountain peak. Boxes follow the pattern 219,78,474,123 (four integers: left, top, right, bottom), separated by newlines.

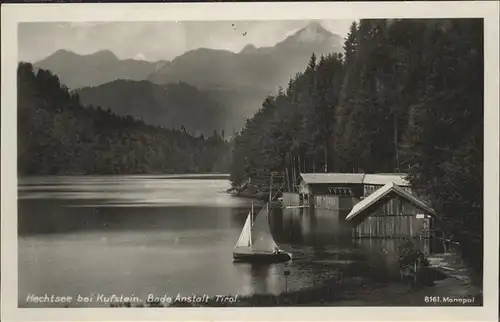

276,21,340,50
269,21,344,57
40,49,119,63
240,44,258,54
303,21,329,34
292,21,333,42
52,49,78,57
92,49,118,60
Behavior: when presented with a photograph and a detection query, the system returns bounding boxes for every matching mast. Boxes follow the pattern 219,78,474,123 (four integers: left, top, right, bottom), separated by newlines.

250,201,253,247
269,174,273,204
292,155,296,191
251,201,254,227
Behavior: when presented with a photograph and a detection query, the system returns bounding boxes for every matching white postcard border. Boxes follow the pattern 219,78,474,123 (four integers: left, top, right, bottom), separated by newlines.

1,2,499,321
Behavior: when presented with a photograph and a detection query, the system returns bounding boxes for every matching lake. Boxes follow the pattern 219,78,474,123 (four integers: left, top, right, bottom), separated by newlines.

18,175,441,307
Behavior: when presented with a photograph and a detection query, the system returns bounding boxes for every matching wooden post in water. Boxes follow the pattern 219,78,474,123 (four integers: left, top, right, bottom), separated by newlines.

285,167,290,192
324,143,328,173
284,270,290,293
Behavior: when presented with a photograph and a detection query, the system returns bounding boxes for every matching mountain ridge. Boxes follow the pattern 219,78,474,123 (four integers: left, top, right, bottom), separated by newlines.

34,22,344,133
35,22,343,90
33,50,169,89
146,22,343,90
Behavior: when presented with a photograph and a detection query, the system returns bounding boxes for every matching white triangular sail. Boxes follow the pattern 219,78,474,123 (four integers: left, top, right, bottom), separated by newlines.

250,203,279,253
234,212,252,249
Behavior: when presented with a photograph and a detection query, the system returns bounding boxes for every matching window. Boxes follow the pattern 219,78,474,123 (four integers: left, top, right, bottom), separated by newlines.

364,185,380,197
328,187,353,196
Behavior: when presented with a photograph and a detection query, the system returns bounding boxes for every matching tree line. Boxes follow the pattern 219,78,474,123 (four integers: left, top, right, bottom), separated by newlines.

18,63,231,175
229,19,483,271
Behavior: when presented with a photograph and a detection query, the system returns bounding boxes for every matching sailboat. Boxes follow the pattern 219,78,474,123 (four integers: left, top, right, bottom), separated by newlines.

233,202,292,263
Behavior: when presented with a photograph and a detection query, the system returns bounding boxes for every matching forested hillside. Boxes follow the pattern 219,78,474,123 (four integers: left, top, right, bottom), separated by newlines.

18,63,231,175
77,80,229,137
229,19,483,270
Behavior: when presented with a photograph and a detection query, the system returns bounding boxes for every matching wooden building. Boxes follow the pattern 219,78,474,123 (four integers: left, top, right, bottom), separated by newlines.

295,173,413,209
346,182,437,238
282,172,437,239
297,173,411,197
362,174,411,195
297,173,364,208
298,173,365,197
361,174,416,217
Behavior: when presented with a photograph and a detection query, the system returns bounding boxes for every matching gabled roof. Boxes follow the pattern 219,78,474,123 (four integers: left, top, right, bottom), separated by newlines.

345,182,437,221
363,174,409,187
300,173,365,185
299,172,410,186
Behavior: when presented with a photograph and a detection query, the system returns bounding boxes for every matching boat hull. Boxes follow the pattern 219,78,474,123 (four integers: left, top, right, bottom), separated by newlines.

232,251,292,263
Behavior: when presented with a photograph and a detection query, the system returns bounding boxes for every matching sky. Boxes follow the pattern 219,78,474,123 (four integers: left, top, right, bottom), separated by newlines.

18,20,353,63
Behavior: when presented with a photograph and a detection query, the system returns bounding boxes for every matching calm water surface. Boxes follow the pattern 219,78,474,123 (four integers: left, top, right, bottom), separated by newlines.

18,175,441,307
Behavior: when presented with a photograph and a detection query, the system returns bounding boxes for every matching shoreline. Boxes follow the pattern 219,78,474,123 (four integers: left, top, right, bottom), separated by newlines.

105,270,482,308
20,271,482,308
227,189,272,201
169,268,481,307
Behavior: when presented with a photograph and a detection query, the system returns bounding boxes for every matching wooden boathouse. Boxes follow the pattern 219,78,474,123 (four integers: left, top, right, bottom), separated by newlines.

281,173,437,238
346,182,437,238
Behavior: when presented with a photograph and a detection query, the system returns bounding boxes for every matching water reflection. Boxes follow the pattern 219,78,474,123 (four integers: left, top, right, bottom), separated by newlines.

273,207,353,247
271,205,445,283
234,263,284,295
18,175,245,208
19,202,248,235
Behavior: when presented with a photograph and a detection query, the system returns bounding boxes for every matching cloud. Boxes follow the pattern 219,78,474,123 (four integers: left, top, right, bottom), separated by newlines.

134,52,147,60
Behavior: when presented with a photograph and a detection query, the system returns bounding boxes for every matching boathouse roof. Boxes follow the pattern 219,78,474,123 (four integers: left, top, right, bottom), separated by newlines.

363,174,409,187
300,173,365,185
345,182,437,221
299,173,409,186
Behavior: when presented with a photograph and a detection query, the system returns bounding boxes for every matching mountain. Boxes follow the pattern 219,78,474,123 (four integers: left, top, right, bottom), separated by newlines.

277,21,343,50
35,22,343,133
147,22,344,91
18,63,230,176
146,22,343,131
33,49,169,89
77,80,230,137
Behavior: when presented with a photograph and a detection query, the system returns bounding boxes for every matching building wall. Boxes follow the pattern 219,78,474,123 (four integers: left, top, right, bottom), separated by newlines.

352,214,432,238
371,197,421,216
313,195,360,211
302,182,413,198
363,185,419,216
307,183,364,197
298,181,309,194
351,193,429,238
282,192,360,213
282,192,301,207
364,184,412,197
